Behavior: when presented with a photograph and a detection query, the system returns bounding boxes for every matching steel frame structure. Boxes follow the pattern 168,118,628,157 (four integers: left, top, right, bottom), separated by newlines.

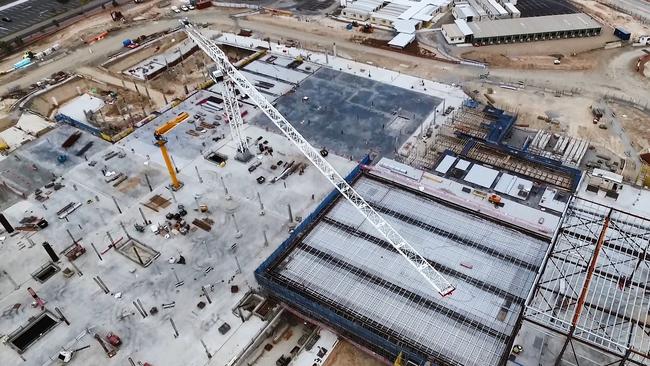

525,197,650,365
261,173,550,366
181,20,455,296
219,77,252,161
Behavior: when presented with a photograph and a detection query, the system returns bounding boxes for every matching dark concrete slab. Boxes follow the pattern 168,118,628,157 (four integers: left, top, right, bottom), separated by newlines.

252,67,441,160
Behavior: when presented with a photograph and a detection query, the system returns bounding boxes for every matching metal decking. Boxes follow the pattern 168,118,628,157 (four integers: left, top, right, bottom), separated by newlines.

260,173,550,365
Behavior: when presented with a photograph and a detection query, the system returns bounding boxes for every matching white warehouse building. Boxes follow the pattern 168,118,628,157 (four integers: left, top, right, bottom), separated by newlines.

452,0,520,21
341,0,453,48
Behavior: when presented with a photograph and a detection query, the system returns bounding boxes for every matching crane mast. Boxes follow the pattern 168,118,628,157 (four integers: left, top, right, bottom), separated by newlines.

220,77,253,161
181,21,454,297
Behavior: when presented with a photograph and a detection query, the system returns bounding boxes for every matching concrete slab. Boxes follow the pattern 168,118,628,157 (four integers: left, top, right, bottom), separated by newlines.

251,67,441,160
0,107,357,366
57,94,105,124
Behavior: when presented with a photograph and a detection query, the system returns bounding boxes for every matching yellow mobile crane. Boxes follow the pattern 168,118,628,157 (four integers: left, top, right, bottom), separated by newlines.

154,112,189,190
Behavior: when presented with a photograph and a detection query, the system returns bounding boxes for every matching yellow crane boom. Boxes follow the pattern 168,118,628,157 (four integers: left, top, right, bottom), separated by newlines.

154,112,190,190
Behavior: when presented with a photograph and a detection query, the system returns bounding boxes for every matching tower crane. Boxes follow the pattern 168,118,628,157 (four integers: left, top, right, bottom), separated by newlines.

220,77,253,162
154,111,189,190
180,20,454,297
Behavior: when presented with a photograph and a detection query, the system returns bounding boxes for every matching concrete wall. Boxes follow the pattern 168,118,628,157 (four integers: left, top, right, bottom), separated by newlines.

25,76,108,117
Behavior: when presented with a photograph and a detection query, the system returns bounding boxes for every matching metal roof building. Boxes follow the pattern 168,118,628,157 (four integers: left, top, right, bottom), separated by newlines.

388,32,416,48
442,13,601,45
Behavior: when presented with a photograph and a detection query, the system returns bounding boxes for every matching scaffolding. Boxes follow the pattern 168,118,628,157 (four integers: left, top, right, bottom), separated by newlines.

466,143,573,190
447,107,491,141
525,197,650,365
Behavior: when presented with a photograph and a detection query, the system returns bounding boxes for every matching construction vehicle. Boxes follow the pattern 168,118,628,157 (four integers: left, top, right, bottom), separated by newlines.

488,194,504,207
58,345,90,363
0,137,8,152
94,333,117,358
64,243,86,261
106,332,122,347
181,20,454,296
394,352,405,366
154,112,189,190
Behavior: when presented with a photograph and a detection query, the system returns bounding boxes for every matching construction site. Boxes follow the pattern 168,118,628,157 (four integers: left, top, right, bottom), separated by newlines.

0,1,649,366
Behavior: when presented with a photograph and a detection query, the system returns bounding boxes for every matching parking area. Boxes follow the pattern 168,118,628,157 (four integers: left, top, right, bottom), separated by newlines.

516,0,577,17
0,0,110,41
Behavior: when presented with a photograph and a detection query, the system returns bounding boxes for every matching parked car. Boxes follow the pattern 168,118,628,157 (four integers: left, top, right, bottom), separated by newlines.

181,5,189,11
171,6,181,13
188,4,195,10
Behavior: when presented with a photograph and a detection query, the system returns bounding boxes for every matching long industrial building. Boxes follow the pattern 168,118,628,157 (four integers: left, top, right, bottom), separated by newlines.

256,157,560,365
442,13,602,45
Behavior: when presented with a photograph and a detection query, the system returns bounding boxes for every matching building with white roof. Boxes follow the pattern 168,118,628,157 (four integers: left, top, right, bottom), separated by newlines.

452,3,479,22
452,0,518,21
341,0,383,20
442,13,602,45
341,0,452,32
442,18,473,44
503,2,520,18
370,3,410,27
388,32,416,48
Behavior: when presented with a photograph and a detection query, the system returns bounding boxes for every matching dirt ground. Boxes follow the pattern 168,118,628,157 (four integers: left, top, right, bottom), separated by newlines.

571,0,650,36
0,2,164,72
610,102,650,153
461,49,603,70
148,51,212,98
459,30,622,71
467,82,628,156
323,340,386,366
99,88,150,132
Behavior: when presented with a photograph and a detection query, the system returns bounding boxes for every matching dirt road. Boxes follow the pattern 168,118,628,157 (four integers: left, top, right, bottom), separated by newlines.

1,8,649,108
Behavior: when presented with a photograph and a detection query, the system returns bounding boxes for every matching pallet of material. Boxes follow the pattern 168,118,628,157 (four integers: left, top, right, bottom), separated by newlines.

105,172,123,183
150,195,171,208
113,175,128,187
15,225,38,231
199,122,215,129
61,132,82,148
57,202,82,219
104,151,119,161
142,202,159,212
75,142,94,156
192,218,211,231
141,194,172,212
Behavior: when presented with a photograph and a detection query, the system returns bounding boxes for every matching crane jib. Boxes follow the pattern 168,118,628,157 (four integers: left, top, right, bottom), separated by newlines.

180,19,455,297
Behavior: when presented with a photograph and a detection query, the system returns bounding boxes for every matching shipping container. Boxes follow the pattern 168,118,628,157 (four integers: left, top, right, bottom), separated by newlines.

614,27,631,41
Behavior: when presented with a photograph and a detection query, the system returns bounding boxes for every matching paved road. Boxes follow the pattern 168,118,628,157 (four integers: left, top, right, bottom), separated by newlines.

1,8,649,108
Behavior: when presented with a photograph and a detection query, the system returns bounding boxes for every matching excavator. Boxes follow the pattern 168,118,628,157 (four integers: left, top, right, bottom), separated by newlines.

153,112,189,191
